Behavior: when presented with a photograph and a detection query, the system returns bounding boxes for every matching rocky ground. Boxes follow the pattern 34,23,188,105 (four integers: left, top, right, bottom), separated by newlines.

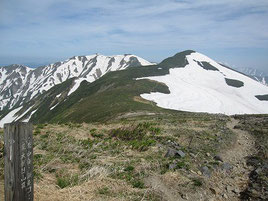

148,118,257,201
234,115,268,200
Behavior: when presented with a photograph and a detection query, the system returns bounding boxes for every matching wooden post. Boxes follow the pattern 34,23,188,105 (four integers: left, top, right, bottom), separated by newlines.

4,122,33,201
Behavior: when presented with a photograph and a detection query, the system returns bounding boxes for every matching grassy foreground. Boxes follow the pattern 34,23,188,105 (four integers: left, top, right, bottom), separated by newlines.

0,112,238,200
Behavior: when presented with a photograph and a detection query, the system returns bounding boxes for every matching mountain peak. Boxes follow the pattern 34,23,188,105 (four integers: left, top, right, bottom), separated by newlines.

0,54,153,113
159,50,196,68
1,50,268,127
0,64,32,70
140,51,268,115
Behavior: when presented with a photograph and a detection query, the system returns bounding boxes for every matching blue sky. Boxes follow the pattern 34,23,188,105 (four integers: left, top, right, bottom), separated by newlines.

0,0,268,73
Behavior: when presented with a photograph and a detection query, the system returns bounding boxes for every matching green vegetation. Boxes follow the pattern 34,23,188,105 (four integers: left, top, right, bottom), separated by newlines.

18,113,237,199
159,50,194,68
1,111,251,200
98,186,110,195
131,180,145,189
30,78,75,124
56,170,79,189
109,123,158,151
22,50,202,125
225,78,244,88
200,61,219,71
192,178,203,187
255,94,268,101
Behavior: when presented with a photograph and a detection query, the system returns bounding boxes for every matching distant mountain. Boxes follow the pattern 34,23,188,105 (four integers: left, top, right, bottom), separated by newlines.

234,67,268,86
0,50,268,127
0,54,152,112
139,51,268,115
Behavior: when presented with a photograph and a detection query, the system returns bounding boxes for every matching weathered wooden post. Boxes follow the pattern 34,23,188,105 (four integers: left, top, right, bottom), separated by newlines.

4,122,33,201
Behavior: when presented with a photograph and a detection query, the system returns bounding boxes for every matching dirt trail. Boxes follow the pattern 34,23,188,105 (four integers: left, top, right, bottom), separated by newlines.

224,118,255,165
146,118,256,201
205,117,256,201
145,175,182,201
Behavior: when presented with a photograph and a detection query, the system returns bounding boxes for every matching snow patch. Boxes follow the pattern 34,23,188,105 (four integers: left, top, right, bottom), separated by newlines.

15,106,34,121
139,52,268,115
50,103,59,110
0,106,23,127
23,109,37,122
68,79,86,96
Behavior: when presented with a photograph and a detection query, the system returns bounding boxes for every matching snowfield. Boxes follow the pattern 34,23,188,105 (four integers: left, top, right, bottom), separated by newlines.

0,54,152,127
0,106,23,127
139,52,268,115
0,54,152,111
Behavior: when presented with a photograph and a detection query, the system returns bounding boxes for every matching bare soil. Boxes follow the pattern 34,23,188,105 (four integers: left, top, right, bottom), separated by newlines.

143,118,256,201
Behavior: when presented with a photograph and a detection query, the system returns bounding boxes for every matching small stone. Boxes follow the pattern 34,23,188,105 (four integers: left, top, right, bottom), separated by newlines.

169,163,177,170
223,194,228,199
177,150,186,158
201,166,211,177
214,155,223,162
233,188,240,194
210,188,219,195
255,167,262,175
190,170,195,174
226,186,233,193
174,145,180,150
181,193,188,200
206,153,211,157
165,148,177,157
221,162,233,172
165,148,185,158
190,153,196,158
233,125,241,129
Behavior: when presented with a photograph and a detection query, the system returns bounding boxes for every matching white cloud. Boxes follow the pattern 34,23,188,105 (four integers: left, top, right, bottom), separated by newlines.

0,0,267,69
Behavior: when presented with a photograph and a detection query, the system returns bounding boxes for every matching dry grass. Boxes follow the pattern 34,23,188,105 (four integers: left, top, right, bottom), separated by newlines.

0,181,4,201
133,96,152,105
0,114,236,200
35,176,141,201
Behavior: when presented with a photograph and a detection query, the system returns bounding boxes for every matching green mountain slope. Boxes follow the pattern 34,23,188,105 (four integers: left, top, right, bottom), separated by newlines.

29,50,195,124
32,65,170,124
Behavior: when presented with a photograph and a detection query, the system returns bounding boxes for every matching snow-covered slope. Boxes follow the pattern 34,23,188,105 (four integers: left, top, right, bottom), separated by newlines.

0,54,152,127
0,54,152,111
139,52,268,115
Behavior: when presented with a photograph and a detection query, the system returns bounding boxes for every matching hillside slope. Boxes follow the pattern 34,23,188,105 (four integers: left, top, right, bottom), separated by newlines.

1,50,268,126
0,54,152,126
140,52,268,115
0,54,152,112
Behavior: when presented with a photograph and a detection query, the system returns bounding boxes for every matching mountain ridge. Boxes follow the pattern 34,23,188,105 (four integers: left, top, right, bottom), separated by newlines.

233,67,268,86
1,50,268,127
139,52,268,115
0,54,152,112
